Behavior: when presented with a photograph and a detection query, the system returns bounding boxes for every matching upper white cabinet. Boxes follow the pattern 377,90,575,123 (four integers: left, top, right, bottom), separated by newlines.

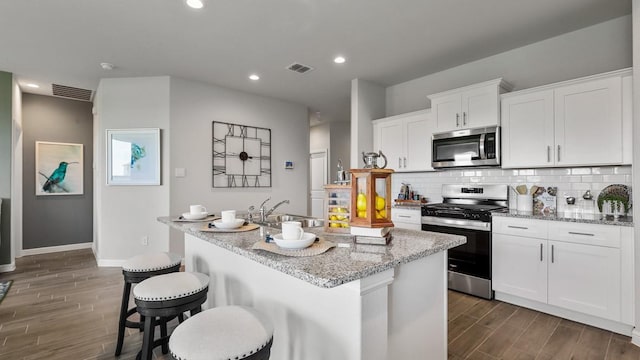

428,78,512,132
373,109,434,172
501,69,631,168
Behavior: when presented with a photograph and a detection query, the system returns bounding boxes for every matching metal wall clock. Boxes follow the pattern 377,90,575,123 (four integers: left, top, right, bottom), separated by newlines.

212,121,271,188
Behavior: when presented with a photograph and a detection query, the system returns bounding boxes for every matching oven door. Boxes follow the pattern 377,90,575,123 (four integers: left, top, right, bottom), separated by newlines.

421,216,493,299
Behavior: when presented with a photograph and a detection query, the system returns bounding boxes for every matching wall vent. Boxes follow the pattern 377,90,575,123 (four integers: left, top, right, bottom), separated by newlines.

51,84,93,102
286,62,314,74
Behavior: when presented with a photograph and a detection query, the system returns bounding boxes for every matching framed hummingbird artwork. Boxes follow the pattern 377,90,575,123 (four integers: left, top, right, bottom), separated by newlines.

106,128,161,186
35,141,84,196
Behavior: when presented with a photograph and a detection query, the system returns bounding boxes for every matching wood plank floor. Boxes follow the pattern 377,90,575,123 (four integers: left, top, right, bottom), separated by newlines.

0,249,639,359
448,290,640,359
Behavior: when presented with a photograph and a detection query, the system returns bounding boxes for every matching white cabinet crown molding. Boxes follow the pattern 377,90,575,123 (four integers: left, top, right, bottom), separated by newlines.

372,108,431,124
427,78,513,101
501,67,632,99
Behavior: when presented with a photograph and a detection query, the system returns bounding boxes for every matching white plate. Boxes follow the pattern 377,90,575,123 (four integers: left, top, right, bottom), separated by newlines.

212,218,245,229
182,212,208,220
272,232,316,250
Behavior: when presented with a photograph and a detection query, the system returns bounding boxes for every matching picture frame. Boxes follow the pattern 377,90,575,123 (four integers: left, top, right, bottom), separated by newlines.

106,128,160,186
36,141,84,196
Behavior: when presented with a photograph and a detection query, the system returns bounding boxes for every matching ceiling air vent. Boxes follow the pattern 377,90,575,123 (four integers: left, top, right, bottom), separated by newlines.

286,62,314,74
51,84,93,102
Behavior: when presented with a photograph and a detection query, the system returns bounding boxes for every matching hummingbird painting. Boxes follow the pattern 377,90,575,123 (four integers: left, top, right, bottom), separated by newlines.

41,161,78,192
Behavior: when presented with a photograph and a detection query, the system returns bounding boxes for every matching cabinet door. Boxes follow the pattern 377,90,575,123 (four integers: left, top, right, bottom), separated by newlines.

554,76,622,166
501,90,555,168
547,240,621,321
374,120,404,170
404,114,433,172
462,86,499,129
492,234,547,303
431,93,461,132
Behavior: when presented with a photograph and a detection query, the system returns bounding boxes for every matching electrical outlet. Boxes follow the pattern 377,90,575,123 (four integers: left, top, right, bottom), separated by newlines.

142,236,149,246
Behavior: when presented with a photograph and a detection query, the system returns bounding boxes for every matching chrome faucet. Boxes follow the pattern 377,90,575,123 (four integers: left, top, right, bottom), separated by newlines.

258,197,290,222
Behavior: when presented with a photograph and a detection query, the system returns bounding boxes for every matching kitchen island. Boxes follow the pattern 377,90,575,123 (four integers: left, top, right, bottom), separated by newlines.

159,217,465,360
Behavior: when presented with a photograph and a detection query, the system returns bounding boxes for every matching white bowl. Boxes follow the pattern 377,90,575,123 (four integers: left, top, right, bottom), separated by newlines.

182,212,208,220
272,232,316,250
212,218,245,229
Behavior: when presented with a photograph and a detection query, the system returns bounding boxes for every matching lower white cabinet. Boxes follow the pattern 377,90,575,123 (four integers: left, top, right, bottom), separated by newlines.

392,207,421,230
547,240,620,321
492,217,632,328
493,233,547,303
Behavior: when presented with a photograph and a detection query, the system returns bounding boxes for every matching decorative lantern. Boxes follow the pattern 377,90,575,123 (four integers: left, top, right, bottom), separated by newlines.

349,168,394,228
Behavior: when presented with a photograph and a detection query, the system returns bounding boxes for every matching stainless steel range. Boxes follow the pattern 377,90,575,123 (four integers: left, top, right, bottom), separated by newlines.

421,184,508,299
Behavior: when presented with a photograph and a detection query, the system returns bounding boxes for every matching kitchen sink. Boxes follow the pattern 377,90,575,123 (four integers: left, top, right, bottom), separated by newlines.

256,214,324,229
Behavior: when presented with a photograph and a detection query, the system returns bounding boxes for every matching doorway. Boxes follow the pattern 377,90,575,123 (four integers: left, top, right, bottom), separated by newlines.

309,149,328,218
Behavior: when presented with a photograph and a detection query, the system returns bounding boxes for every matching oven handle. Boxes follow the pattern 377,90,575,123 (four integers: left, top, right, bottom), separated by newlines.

421,216,491,232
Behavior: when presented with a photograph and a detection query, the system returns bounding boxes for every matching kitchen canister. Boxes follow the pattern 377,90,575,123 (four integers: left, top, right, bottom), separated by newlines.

516,194,533,212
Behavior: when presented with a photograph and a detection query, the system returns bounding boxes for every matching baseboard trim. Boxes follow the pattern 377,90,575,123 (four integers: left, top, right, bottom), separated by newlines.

20,242,93,257
631,329,640,347
495,292,634,336
97,259,126,268
0,262,16,273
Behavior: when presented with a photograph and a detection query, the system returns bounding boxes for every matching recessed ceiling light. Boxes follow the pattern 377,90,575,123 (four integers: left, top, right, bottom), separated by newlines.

186,0,204,9
334,56,346,64
26,83,39,88
100,62,115,70
249,74,260,81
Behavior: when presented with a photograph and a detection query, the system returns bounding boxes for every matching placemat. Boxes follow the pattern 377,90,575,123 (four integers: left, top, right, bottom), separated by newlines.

172,215,219,222
198,223,260,232
252,237,336,257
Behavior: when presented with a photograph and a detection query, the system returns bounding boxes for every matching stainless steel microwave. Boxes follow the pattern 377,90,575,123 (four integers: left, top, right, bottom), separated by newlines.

432,126,500,169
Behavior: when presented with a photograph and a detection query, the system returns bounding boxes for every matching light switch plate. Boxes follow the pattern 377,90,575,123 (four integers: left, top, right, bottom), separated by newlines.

175,168,186,177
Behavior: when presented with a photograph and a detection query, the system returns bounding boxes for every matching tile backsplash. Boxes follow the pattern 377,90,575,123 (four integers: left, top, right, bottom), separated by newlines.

392,166,632,215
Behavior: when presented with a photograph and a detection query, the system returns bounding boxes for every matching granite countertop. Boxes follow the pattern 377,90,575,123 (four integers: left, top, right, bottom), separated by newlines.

493,210,634,227
158,217,465,288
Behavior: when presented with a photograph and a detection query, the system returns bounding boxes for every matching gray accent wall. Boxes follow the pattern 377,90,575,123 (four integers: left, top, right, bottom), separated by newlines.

0,71,12,264
22,93,93,249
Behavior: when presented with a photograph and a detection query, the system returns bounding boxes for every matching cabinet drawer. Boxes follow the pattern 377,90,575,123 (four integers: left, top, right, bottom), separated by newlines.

548,222,620,248
392,208,421,225
493,217,547,239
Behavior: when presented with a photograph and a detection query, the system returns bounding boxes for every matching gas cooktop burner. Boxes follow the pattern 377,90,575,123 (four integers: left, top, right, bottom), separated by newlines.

424,203,506,212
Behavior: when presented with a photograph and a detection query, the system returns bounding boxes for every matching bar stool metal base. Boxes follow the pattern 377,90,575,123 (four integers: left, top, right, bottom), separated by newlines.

115,264,181,356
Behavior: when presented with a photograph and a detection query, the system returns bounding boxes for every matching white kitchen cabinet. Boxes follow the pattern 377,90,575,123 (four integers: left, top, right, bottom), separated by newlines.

373,109,433,172
493,233,547,303
391,207,421,230
547,240,620,321
501,90,555,168
428,78,512,133
492,216,633,329
501,69,630,168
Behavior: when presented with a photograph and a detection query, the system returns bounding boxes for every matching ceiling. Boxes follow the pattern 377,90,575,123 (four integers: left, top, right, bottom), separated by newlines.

0,0,631,125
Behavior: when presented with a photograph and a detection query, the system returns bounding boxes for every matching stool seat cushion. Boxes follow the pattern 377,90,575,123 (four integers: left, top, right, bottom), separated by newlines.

133,272,209,301
169,306,274,360
122,252,182,272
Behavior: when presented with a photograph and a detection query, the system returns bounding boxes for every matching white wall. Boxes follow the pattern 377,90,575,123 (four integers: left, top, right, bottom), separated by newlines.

386,15,632,116
169,77,309,254
311,122,351,178
94,76,171,264
10,77,21,266
351,79,385,168
330,121,351,173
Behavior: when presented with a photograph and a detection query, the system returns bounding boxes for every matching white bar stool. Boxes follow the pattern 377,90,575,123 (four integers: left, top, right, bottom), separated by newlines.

115,252,182,356
133,271,210,360
169,305,274,360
